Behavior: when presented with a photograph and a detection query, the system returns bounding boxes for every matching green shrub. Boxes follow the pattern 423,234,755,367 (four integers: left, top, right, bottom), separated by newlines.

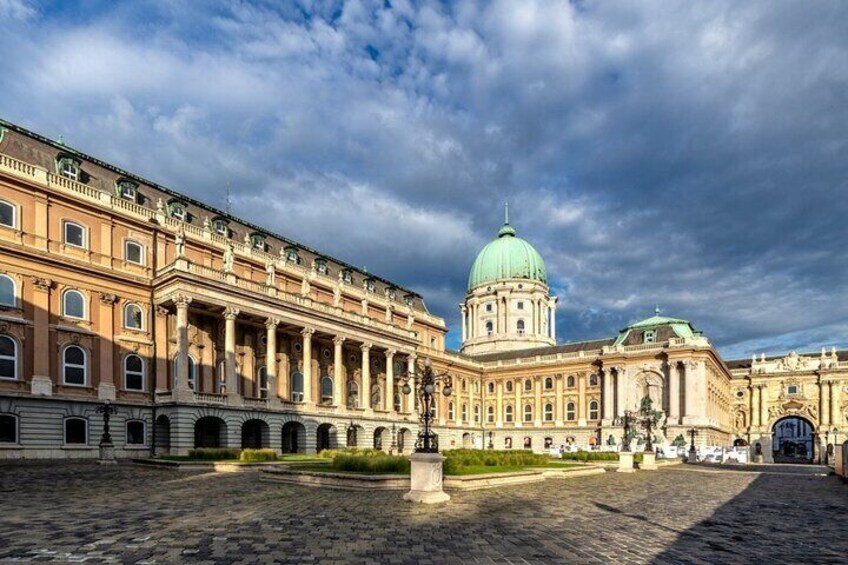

442,449,552,472
561,450,619,462
239,448,278,462
187,447,242,461
330,451,411,474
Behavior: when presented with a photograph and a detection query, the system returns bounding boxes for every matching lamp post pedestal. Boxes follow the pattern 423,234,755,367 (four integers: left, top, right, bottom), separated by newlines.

617,451,635,473
640,450,657,470
404,452,450,504
687,446,697,464
98,440,117,465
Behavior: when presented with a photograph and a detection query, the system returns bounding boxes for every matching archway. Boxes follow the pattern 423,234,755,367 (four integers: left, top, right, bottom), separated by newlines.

317,423,338,452
154,415,171,455
346,424,363,448
462,432,472,449
397,428,411,455
241,419,269,449
373,426,389,451
194,416,227,448
772,416,815,463
281,421,306,454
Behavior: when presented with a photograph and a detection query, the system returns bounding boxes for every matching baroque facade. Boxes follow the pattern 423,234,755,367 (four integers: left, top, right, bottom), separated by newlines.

0,118,844,462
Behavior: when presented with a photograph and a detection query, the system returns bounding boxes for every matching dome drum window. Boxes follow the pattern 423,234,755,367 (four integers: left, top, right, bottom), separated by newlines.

115,178,138,201
517,320,525,335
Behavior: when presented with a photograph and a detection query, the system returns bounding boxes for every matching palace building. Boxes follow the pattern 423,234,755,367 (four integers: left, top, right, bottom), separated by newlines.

0,118,844,463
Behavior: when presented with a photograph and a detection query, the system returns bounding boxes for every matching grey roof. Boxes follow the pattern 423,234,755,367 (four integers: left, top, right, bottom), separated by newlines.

469,338,614,363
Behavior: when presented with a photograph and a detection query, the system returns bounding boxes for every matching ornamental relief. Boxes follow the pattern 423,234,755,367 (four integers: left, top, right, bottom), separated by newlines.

767,399,818,424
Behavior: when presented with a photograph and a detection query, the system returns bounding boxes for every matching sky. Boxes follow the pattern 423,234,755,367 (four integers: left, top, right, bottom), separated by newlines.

0,0,846,359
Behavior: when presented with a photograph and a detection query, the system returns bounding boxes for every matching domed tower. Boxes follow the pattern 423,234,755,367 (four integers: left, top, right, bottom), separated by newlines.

460,206,557,355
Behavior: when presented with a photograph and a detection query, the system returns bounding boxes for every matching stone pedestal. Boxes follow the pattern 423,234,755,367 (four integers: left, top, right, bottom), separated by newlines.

687,448,697,464
98,441,117,465
640,451,657,470
404,452,450,504
617,451,635,473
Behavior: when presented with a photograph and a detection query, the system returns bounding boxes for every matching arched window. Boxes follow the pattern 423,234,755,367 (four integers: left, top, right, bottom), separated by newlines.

505,380,513,393
62,345,87,386
517,319,525,335
461,403,468,422
523,404,533,422
0,335,18,380
544,377,553,390
291,371,304,402
347,381,359,408
371,385,381,408
589,400,600,420
589,373,599,386
504,437,512,449
321,376,333,404
524,379,532,391
172,355,197,390
566,402,576,421
64,417,87,444
0,200,16,229
125,240,144,265
393,392,402,412
126,420,146,445
124,303,143,330
448,402,455,420
62,290,85,319
486,405,495,422
258,366,268,399
124,354,145,391
0,414,18,443
523,437,532,449
487,381,495,394
567,375,575,388
485,321,493,336
63,221,86,248
505,405,514,423
474,404,480,423
0,275,15,307
544,403,554,422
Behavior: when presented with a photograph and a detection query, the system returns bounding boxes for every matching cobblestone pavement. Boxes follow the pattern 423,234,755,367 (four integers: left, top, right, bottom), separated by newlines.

0,461,846,564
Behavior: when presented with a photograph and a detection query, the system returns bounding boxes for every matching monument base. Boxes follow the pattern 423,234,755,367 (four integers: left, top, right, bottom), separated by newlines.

640,451,657,470
617,451,635,473
404,452,450,504
687,449,697,464
98,442,117,465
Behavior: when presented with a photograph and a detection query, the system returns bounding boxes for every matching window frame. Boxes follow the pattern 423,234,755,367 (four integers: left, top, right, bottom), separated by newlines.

123,354,145,391
644,329,656,344
0,199,17,229
57,157,80,181
589,400,600,421
544,377,553,390
124,240,145,266
0,274,16,308
505,380,513,393
62,289,86,320
0,413,18,444
523,404,533,423
291,371,304,402
0,335,18,381
487,405,495,423
62,220,87,249
123,303,144,331
321,375,333,404
62,345,88,387
258,366,268,399
566,402,576,421
126,420,147,446
172,354,197,390
63,417,88,445
504,405,514,423
544,403,554,422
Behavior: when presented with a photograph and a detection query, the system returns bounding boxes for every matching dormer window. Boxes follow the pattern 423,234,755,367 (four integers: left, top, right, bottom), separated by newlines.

212,218,229,237
644,329,656,344
250,233,267,251
167,200,188,221
315,258,328,275
115,178,138,201
365,278,376,293
387,287,397,301
56,156,81,181
342,269,353,284
285,246,300,264
404,294,414,307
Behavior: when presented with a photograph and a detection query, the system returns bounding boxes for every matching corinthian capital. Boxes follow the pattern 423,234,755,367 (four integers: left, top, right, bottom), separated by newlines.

223,307,240,320
173,294,192,308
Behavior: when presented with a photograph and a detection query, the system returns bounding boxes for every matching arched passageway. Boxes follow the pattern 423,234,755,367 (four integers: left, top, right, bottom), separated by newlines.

154,415,171,455
397,428,411,455
373,426,389,451
462,432,472,449
281,421,306,454
772,416,815,463
241,419,270,449
346,424,362,448
194,416,227,448
317,423,338,452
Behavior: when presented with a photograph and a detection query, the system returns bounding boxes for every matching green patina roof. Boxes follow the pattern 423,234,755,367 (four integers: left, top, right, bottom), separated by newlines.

468,219,547,291
613,308,700,346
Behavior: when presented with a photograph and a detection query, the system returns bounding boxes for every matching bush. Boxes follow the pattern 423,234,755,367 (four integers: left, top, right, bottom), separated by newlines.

561,450,619,462
187,447,242,461
330,450,410,474
442,449,553,474
240,448,278,462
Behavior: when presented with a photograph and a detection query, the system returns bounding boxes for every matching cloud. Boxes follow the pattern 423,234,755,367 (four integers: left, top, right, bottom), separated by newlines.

0,0,845,358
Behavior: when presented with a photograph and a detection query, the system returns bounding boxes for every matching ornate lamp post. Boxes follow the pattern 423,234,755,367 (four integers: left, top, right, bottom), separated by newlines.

346,420,357,449
397,356,453,503
96,400,119,465
617,410,636,473
638,395,663,470
487,431,494,450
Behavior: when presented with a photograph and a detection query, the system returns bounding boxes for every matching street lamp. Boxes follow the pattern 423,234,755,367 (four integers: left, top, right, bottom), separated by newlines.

487,431,494,450
397,356,453,453
96,400,119,464
687,427,698,463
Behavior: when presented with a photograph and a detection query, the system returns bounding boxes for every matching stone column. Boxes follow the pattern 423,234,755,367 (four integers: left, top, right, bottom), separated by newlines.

406,354,416,413
514,379,521,427
97,293,117,400
602,369,613,423
30,277,53,395
333,336,345,407
750,384,760,428
534,376,542,426
360,343,371,410
830,381,839,430
615,367,627,417
301,328,314,403
496,380,504,428
758,383,768,430
577,373,587,427
154,306,169,392
174,295,192,394
265,318,279,403
385,349,396,413
668,361,680,424
460,305,467,343
223,307,240,401
550,299,557,341
820,380,830,427
555,374,565,426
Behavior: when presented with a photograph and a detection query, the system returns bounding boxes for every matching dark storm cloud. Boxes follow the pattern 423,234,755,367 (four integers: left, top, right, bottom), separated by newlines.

0,0,845,358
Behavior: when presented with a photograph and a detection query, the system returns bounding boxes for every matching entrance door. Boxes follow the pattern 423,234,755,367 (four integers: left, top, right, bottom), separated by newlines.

772,416,814,463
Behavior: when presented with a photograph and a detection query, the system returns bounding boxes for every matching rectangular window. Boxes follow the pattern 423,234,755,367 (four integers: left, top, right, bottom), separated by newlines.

125,241,144,265
644,330,656,344
60,161,79,181
63,222,86,248
0,201,15,228
517,301,524,310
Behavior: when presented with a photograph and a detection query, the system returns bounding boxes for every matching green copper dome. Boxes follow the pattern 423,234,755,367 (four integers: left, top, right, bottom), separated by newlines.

468,219,548,291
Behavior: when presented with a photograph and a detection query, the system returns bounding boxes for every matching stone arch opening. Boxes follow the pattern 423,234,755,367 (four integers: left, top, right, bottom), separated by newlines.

317,423,338,452
373,426,390,451
462,432,472,449
241,419,270,449
397,428,411,455
194,416,227,448
346,424,363,448
154,414,171,455
281,421,306,454
772,415,815,463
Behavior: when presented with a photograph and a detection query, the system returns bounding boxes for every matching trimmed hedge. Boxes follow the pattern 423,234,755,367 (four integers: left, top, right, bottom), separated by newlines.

240,448,278,462
187,448,242,461
442,449,552,475
331,450,411,474
561,450,644,464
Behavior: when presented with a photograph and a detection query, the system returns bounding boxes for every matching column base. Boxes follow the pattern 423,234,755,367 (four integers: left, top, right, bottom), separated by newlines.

405,452,450,504
617,451,635,473
640,451,657,470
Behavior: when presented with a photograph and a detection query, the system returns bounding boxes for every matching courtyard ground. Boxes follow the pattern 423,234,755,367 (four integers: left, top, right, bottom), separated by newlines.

0,461,845,564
